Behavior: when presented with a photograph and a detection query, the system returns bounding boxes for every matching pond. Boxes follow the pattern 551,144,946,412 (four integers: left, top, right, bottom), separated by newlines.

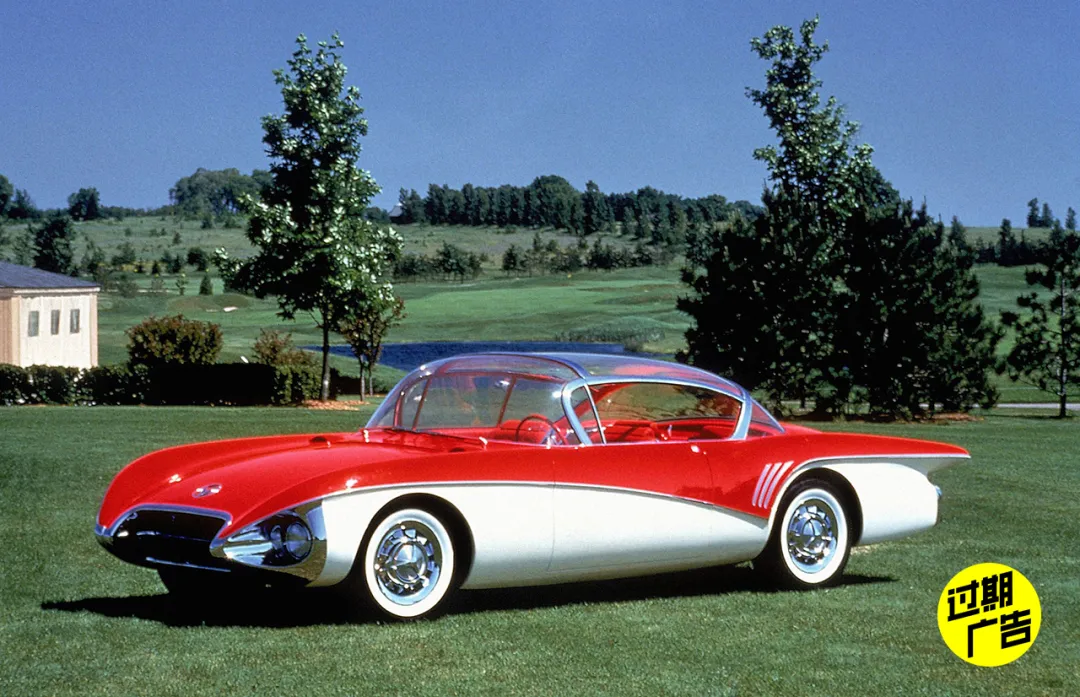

321,341,663,372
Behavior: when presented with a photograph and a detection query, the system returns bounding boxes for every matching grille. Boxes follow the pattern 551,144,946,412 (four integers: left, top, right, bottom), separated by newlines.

110,509,229,571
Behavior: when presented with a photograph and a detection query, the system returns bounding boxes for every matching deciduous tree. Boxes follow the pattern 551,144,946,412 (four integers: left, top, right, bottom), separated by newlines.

67,187,101,221
338,296,405,400
0,174,12,217
31,214,78,275
220,33,402,400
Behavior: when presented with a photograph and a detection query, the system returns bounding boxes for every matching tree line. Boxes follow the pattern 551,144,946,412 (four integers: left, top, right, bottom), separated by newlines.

394,177,762,241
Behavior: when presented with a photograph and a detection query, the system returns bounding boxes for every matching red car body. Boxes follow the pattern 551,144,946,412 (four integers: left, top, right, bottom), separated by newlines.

96,353,968,619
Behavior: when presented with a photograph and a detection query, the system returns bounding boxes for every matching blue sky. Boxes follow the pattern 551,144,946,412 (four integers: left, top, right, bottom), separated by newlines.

2,1,1076,226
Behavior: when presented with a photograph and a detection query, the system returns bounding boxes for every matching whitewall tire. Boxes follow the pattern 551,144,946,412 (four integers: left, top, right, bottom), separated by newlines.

360,508,457,620
756,479,852,589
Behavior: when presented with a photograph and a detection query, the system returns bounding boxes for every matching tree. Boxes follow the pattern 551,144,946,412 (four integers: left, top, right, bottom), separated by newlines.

998,218,1019,266
199,273,214,296
170,167,269,216
31,214,78,275
80,240,107,278
8,189,38,220
502,243,524,275
683,17,873,408
1066,207,1077,233
1027,198,1040,228
1001,221,1080,417
219,33,402,400
1040,202,1054,228
338,296,405,400
836,202,999,416
67,187,101,221
746,17,875,238
681,17,997,417
0,174,12,217
948,216,972,257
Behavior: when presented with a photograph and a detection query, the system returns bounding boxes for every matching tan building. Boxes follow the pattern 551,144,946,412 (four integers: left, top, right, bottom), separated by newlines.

0,261,100,369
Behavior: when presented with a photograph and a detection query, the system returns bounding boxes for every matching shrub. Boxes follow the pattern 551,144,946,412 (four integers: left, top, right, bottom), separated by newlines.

114,273,140,298
199,274,213,296
141,363,319,405
126,314,223,367
26,365,80,404
0,365,31,404
273,365,322,404
81,364,149,404
252,328,315,367
187,246,210,271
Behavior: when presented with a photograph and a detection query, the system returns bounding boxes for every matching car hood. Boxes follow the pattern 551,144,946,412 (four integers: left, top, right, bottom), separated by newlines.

97,430,489,535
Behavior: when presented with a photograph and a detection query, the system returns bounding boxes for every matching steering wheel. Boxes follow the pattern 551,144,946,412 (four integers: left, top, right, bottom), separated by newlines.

515,414,567,445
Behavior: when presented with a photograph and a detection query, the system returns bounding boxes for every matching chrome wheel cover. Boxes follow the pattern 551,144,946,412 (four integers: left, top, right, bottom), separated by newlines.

785,495,839,575
373,520,442,606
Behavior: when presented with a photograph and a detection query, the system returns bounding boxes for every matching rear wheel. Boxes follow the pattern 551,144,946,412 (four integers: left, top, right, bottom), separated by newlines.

358,507,458,620
755,479,852,589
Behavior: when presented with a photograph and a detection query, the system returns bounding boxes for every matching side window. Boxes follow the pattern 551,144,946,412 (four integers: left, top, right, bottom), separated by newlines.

70,309,81,334
50,309,61,335
28,311,39,337
591,383,742,441
502,377,563,422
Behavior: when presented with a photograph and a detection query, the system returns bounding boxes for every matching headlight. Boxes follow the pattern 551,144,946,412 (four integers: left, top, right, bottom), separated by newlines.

284,521,313,559
222,513,314,566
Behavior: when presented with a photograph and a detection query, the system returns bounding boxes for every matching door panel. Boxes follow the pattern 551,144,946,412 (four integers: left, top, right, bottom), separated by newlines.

551,442,715,571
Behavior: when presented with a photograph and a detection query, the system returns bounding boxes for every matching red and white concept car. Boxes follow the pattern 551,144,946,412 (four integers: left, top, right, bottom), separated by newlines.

96,353,968,619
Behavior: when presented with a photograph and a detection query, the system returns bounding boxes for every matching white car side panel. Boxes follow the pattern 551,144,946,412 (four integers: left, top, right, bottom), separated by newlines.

552,486,767,572
313,483,554,588
821,462,940,545
312,482,769,590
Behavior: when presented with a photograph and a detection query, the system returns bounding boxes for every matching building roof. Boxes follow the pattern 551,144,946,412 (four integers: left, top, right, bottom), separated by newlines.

0,261,100,290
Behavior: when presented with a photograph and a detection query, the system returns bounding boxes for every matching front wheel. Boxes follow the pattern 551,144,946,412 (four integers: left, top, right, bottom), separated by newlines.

358,508,458,620
755,479,852,589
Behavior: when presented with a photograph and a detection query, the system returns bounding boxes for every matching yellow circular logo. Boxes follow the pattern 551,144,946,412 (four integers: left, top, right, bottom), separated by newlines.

937,563,1041,666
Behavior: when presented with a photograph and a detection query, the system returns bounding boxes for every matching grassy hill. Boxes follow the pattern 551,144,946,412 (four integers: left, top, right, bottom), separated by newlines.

1,215,1068,403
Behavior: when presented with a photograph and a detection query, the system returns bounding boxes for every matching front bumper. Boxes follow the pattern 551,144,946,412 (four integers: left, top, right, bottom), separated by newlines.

96,503,328,583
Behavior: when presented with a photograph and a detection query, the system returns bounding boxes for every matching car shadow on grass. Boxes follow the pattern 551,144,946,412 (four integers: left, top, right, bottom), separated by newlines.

41,565,892,628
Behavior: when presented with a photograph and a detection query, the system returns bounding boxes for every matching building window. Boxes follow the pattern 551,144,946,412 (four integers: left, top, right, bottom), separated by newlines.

70,309,81,334
28,311,39,337
50,309,61,335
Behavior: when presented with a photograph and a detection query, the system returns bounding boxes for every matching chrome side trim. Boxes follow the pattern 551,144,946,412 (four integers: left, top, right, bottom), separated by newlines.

315,478,766,525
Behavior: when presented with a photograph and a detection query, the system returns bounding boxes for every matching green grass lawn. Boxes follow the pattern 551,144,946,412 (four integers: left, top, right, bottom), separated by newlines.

0,408,1076,695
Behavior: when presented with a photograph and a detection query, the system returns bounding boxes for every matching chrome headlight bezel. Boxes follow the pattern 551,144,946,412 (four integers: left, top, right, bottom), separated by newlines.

210,504,327,582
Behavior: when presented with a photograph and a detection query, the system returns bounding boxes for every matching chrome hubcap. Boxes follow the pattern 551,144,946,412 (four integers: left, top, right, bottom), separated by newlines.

785,498,837,573
373,522,441,605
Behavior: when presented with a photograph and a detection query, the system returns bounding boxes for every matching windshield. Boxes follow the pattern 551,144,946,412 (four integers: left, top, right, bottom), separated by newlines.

369,370,578,444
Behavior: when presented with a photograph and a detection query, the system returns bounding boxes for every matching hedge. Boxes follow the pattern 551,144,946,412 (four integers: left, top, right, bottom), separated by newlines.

0,363,328,406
